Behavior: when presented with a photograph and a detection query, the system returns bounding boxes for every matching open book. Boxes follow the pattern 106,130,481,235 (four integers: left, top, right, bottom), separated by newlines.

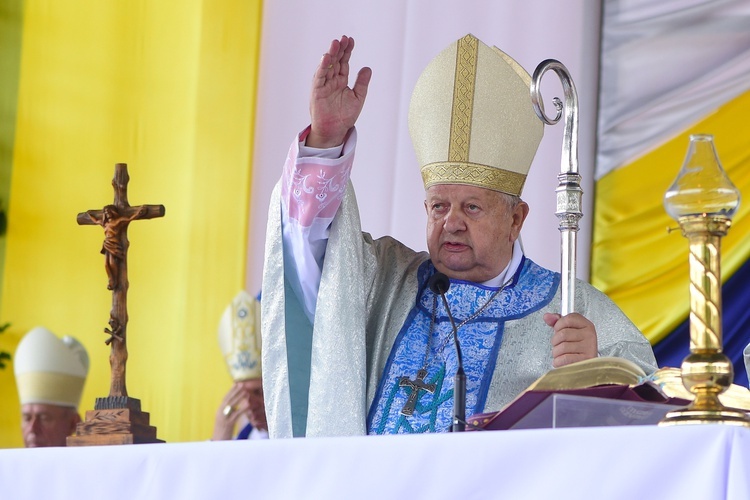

468,357,750,430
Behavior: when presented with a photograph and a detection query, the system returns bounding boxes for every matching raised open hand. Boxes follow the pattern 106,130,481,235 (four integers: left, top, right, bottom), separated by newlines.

307,35,372,149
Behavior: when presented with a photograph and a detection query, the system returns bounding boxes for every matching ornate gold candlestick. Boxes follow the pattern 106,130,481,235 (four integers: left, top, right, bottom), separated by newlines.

660,134,750,427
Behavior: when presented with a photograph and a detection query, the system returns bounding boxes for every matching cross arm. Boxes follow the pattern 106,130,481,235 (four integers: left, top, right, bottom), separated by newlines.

76,204,165,226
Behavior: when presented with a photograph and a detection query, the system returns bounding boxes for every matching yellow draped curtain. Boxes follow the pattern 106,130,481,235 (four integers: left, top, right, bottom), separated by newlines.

592,90,750,344
0,0,262,447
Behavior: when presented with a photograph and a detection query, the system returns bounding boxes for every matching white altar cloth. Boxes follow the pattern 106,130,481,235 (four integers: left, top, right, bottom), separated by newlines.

1,424,748,500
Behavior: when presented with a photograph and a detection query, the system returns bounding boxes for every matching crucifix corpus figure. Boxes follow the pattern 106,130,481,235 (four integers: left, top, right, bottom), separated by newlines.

85,204,149,291
77,163,165,398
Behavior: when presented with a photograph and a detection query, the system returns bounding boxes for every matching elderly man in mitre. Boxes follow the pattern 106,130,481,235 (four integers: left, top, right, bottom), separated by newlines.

212,290,268,440
261,34,657,438
14,326,89,447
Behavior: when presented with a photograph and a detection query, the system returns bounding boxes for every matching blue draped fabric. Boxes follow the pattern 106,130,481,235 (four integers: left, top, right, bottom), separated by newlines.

653,257,750,389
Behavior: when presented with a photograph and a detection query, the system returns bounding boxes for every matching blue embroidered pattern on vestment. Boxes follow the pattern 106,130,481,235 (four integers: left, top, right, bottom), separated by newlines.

367,257,557,434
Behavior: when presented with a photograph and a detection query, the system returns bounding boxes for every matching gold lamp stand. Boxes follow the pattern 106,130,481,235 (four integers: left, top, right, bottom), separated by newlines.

660,134,750,427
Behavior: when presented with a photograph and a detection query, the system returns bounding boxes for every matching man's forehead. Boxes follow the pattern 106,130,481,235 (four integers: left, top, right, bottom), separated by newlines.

425,184,500,200
21,403,70,415
238,378,262,389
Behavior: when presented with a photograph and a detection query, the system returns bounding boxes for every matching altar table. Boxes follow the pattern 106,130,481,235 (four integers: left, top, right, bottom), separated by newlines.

1,424,748,499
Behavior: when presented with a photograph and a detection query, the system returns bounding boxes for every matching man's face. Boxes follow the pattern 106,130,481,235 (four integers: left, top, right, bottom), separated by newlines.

238,378,268,432
425,184,528,283
21,403,80,447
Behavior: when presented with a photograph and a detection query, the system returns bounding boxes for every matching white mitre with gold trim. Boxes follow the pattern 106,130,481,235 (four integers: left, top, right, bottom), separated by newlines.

218,290,262,381
14,326,89,409
409,33,544,196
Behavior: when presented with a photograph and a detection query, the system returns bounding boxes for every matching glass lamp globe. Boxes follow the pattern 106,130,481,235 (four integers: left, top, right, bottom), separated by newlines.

663,134,740,220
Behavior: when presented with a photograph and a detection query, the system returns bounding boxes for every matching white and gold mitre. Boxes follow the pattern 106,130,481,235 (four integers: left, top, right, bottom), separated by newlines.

218,290,261,381
14,326,89,409
409,33,544,196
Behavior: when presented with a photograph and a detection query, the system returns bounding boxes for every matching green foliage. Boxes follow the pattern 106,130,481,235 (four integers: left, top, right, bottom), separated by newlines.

0,323,10,369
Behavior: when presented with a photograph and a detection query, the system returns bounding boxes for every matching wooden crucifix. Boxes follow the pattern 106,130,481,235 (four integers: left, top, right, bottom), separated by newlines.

78,163,164,398
68,163,165,446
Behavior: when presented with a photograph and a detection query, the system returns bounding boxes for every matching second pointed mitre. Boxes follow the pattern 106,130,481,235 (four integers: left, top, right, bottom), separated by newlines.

218,290,262,381
14,326,90,409
409,34,543,196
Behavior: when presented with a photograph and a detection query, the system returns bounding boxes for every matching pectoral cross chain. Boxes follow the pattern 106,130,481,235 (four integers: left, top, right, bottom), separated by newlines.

399,369,436,416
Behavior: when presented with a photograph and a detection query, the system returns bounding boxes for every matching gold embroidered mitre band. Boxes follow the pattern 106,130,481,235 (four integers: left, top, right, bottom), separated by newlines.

14,326,89,409
218,290,262,381
409,34,543,196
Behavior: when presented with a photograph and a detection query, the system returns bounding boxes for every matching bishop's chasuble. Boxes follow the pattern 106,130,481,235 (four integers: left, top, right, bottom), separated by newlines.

261,128,658,439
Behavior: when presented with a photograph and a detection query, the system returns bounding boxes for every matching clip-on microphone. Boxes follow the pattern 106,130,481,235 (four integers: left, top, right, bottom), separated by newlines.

428,272,466,432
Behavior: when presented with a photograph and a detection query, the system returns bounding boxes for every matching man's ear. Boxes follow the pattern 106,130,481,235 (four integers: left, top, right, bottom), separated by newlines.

511,201,529,238
68,411,81,435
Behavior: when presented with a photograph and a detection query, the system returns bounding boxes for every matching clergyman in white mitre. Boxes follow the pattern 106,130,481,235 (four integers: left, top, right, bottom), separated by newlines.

212,290,268,440
14,326,89,447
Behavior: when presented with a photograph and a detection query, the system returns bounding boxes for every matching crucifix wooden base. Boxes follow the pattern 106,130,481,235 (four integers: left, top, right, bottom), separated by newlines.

67,163,166,446
68,396,163,446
